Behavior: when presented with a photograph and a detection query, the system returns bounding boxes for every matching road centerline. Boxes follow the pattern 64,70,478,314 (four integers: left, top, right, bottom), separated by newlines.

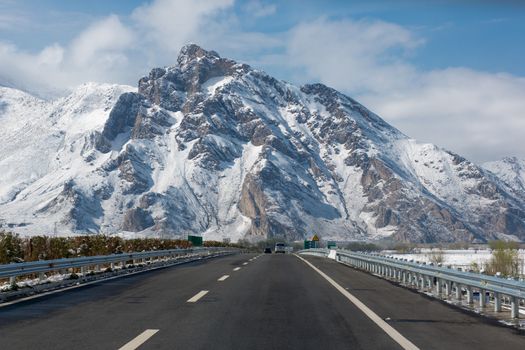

295,254,419,350
218,275,229,281
187,290,209,303
118,329,159,350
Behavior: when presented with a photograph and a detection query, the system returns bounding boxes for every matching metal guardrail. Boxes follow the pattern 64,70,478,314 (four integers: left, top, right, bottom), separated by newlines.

299,248,525,318
0,247,233,282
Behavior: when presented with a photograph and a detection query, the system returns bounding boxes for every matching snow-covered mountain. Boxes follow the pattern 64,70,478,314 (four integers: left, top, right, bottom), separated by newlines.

484,157,525,199
1,45,525,243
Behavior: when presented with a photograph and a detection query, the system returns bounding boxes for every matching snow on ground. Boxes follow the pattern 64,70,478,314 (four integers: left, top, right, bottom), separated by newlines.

201,76,233,95
384,249,525,275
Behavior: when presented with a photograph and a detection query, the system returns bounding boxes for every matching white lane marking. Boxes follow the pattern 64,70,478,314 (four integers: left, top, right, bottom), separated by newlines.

243,262,248,265
233,267,241,271
295,255,419,350
187,290,209,303
0,254,219,308
218,275,230,281
118,329,159,350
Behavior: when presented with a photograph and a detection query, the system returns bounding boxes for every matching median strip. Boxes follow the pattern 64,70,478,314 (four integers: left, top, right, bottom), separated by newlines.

218,275,229,281
296,254,419,350
118,329,159,350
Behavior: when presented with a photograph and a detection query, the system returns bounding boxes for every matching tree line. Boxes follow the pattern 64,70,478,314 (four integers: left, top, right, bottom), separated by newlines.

0,231,238,264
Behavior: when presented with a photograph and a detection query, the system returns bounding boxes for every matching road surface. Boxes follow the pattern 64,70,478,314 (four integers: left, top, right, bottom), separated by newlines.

0,253,523,349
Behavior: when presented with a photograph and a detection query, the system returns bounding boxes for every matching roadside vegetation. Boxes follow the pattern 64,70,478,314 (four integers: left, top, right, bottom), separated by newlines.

344,242,381,252
0,231,239,264
484,240,521,277
426,249,445,265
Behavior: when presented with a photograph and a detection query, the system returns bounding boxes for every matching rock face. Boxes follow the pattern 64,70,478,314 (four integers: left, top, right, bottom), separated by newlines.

1,45,525,243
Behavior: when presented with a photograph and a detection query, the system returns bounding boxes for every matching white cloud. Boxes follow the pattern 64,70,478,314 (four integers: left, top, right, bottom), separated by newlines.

0,42,67,97
286,18,422,94
0,15,137,98
131,0,234,52
37,44,64,66
0,0,237,97
285,17,525,163
0,2,524,162
361,68,525,162
69,15,133,67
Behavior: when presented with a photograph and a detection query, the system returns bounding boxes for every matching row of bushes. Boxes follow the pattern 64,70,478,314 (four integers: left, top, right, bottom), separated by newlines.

0,231,239,264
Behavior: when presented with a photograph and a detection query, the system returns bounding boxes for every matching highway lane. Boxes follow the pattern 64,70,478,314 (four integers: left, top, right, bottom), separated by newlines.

0,252,523,349
143,253,402,350
300,255,525,350
0,253,254,349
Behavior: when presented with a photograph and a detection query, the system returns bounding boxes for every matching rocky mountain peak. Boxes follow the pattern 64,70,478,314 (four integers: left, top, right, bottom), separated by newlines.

2,46,525,243
177,44,221,66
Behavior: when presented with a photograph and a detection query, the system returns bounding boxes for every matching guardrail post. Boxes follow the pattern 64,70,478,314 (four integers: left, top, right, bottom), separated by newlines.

80,266,86,280
493,292,501,312
444,280,451,299
511,297,519,319
455,284,462,300
9,276,16,285
466,286,473,305
435,278,442,296
39,272,45,281
479,289,486,309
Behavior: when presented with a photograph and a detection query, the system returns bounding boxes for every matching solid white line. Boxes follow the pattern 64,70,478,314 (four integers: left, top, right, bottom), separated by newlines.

233,267,241,271
295,255,419,350
187,290,209,303
118,329,159,350
218,275,230,281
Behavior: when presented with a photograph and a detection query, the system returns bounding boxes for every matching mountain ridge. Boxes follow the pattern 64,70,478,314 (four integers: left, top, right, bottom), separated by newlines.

1,44,524,243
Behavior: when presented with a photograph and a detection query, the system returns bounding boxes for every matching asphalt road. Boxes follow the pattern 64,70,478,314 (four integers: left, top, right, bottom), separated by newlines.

0,253,523,349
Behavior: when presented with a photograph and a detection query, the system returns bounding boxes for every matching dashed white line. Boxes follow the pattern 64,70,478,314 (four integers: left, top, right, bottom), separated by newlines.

187,290,209,303
118,329,159,350
243,262,248,265
218,275,230,281
233,267,241,271
295,254,420,350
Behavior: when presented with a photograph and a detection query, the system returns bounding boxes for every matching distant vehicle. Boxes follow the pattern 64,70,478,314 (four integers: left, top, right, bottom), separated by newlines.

264,247,272,254
274,243,286,254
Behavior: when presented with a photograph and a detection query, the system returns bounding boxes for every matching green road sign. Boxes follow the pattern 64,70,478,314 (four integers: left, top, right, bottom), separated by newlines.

188,235,203,247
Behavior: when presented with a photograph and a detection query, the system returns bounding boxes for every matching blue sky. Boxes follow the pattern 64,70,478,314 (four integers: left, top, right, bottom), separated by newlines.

0,0,524,162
